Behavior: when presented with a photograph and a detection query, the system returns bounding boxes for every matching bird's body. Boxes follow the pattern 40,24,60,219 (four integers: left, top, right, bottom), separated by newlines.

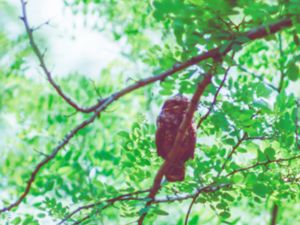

155,94,196,182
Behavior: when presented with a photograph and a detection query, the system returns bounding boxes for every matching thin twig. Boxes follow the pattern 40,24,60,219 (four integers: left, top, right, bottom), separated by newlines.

0,95,114,213
244,136,273,141
58,189,150,225
295,99,300,150
32,148,50,157
235,64,278,92
71,153,300,225
278,33,285,93
19,0,89,112
32,19,51,32
197,62,233,129
21,0,293,114
184,194,198,225
1,1,293,214
217,132,248,177
225,154,300,177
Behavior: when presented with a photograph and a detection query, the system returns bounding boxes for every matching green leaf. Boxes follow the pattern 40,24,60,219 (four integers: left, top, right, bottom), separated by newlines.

11,217,21,225
286,62,299,81
220,211,231,218
256,83,272,98
264,147,276,160
246,173,257,186
189,215,199,224
232,173,244,184
232,43,242,52
139,206,150,216
37,213,46,218
252,183,269,197
118,131,130,139
222,193,235,202
155,209,169,216
257,149,267,162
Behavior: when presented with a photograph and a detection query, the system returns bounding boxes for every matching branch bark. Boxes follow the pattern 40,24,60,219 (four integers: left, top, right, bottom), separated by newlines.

59,152,300,224
137,64,217,224
197,64,232,129
58,189,149,225
20,0,293,114
217,133,248,177
1,1,293,215
0,95,115,214
226,154,300,177
270,204,279,225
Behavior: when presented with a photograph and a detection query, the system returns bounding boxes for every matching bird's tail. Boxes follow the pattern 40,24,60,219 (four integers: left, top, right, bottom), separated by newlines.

165,163,185,182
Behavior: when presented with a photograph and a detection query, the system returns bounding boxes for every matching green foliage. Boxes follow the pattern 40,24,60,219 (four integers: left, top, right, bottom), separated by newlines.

1,0,300,224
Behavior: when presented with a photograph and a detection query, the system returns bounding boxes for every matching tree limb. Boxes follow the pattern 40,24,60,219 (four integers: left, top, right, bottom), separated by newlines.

184,194,198,225
137,64,217,224
1,2,293,215
225,154,300,177
20,0,293,114
61,151,300,224
277,33,285,93
197,64,232,129
20,0,90,112
270,204,279,225
0,95,115,213
58,189,150,225
217,132,248,177
295,99,300,150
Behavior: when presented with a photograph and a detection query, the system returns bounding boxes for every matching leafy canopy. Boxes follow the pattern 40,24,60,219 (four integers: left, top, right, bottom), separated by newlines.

0,0,300,224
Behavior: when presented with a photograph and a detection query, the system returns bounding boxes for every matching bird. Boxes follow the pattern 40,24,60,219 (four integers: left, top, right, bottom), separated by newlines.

155,94,196,182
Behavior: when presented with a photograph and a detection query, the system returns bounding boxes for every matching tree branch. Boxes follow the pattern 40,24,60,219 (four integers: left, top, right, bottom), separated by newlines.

217,132,248,177
184,194,198,225
61,151,300,224
277,33,285,93
0,95,115,214
270,204,279,225
197,63,232,129
235,64,278,92
295,99,300,150
2,2,293,215
225,154,300,177
20,0,90,113
20,0,293,114
58,189,150,225
62,183,230,224
137,63,217,224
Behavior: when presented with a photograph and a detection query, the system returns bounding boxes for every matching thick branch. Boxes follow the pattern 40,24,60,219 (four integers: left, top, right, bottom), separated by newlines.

138,66,216,224
0,95,115,214
20,0,293,114
270,204,279,225
63,152,300,224
63,183,230,224
2,2,293,215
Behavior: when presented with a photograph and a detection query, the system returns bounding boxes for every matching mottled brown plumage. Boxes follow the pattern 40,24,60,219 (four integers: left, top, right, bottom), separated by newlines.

155,94,196,182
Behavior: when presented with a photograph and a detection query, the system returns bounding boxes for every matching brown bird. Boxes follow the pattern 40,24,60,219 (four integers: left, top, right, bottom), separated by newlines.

155,94,196,182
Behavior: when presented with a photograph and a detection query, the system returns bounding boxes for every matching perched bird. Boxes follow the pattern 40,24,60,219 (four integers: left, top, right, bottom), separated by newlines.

155,94,196,182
